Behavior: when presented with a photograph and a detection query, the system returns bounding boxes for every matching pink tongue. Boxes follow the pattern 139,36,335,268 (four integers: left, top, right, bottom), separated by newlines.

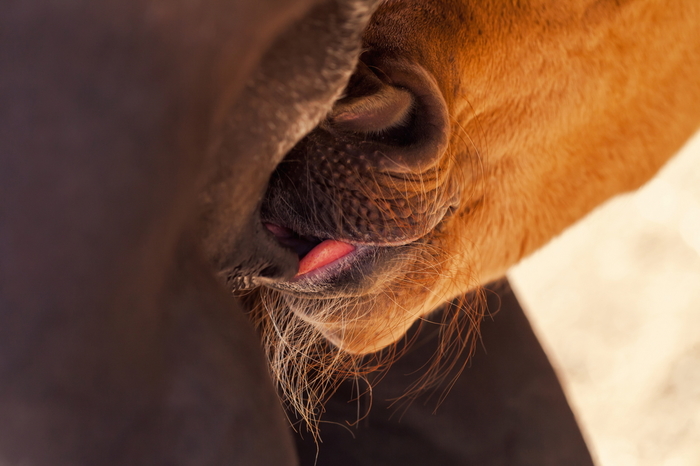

296,240,355,277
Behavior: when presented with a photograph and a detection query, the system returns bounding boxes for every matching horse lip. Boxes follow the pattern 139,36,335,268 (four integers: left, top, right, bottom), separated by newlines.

261,211,443,292
263,243,378,294
291,243,372,283
295,239,357,277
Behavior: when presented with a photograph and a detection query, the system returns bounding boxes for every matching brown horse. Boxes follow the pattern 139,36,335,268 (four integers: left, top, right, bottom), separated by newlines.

231,0,700,354
207,0,700,442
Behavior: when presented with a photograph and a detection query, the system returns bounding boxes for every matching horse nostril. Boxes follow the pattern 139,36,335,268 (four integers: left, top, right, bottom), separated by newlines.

324,56,449,174
327,59,416,140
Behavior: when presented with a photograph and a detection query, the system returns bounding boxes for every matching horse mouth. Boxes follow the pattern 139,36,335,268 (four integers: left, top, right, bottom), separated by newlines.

263,222,406,294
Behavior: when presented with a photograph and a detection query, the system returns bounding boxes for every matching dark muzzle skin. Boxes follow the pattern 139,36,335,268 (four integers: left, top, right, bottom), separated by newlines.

260,54,460,296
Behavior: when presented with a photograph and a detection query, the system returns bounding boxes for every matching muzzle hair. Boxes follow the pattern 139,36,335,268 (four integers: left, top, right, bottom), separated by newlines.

238,236,485,439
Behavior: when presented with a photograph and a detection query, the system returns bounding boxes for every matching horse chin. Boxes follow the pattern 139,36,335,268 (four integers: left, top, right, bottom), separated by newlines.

258,236,470,356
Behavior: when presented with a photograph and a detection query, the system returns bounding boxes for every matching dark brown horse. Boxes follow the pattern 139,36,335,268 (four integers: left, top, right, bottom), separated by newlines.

0,1,379,464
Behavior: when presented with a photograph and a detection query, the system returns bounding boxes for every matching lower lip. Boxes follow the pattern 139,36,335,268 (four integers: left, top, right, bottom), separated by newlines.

292,244,373,283
295,239,357,277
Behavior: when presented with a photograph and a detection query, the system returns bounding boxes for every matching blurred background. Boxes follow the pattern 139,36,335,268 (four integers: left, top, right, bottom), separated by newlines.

509,130,700,466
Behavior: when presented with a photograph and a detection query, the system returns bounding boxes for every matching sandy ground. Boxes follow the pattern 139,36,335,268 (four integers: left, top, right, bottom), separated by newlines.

509,130,700,466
